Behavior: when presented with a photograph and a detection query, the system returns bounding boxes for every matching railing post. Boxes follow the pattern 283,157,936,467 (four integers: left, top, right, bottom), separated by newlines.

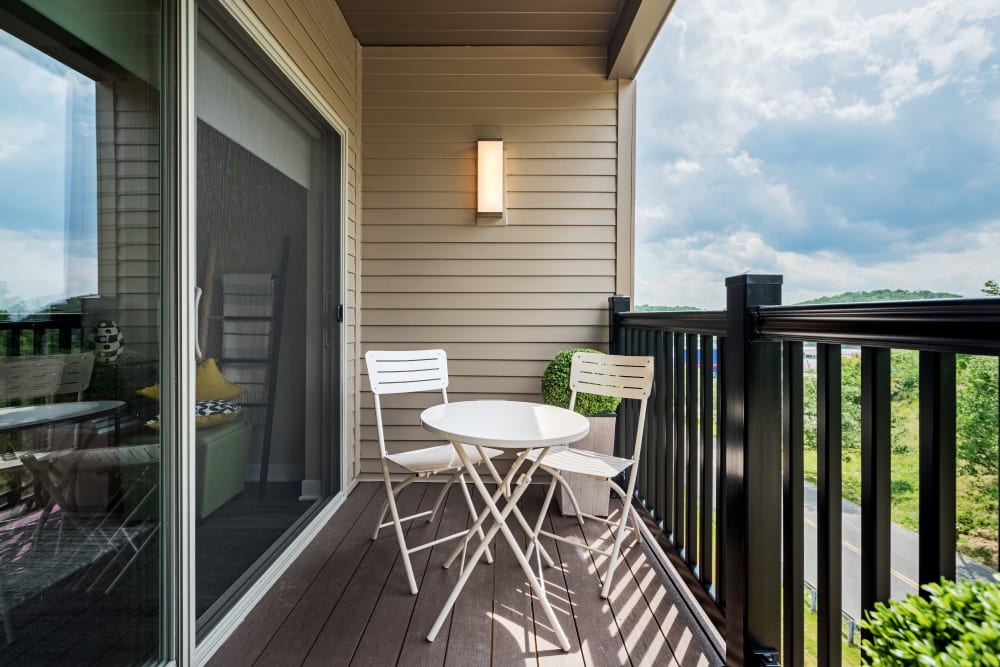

608,295,630,354
724,274,783,666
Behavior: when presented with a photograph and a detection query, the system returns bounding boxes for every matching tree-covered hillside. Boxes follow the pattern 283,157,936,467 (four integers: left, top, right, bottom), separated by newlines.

797,288,960,304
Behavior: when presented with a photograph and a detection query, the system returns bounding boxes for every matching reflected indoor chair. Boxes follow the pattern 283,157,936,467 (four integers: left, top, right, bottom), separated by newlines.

365,349,501,595
526,351,654,598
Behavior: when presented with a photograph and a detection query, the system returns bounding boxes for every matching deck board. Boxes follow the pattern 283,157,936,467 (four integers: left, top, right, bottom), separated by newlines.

211,482,723,667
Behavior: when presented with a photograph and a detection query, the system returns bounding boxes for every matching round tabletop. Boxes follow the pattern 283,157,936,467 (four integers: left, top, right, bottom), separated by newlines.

0,400,125,432
420,400,589,449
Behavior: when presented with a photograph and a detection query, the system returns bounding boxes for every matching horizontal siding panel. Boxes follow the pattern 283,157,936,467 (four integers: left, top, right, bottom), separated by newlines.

365,158,473,176
362,224,615,243
364,108,615,126
347,13,612,34
361,292,611,310
365,124,617,142
510,158,615,175
362,259,614,276
363,192,474,209
362,208,615,226
365,174,472,192
363,325,604,343
364,74,616,94
343,4,618,21
364,57,605,77
362,308,606,327
364,91,616,109
358,391,555,412
360,342,608,362
364,275,615,293
362,242,613,260
364,141,616,160
509,192,614,209
508,175,615,192
356,31,606,47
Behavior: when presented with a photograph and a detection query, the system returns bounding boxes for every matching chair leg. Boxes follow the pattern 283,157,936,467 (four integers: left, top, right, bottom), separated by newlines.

457,473,493,564
381,464,419,595
372,476,417,541
526,475,559,560
600,500,633,599
427,475,456,524
557,472,586,527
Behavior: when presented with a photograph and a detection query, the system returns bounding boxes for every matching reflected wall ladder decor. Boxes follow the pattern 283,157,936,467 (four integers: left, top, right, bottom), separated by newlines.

219,236,289,498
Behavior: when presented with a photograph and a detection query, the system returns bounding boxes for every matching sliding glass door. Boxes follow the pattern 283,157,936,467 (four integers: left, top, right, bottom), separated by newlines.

0,1,167,662
193,5,342,636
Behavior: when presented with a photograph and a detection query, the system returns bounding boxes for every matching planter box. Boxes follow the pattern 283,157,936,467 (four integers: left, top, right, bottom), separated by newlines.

557,413,616,518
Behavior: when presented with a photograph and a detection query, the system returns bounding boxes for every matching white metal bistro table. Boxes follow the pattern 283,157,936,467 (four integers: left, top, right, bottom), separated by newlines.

420,399,589,651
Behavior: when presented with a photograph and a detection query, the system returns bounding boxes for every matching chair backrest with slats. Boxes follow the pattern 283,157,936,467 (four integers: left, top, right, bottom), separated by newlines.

55,353,95,399
569,352,654,472
0,353,95,404
0,355,65,402
365,349,449,457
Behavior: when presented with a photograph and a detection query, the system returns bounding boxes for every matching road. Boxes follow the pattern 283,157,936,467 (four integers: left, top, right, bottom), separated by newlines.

802,483,996,621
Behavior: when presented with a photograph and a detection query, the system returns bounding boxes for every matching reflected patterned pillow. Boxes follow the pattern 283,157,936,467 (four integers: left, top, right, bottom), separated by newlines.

145,400,241,430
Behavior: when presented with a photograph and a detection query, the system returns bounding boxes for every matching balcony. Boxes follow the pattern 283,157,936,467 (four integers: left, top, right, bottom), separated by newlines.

209,482,723,666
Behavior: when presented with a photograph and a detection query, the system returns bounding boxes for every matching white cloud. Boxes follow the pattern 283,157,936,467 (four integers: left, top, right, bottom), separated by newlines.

635,221,1000,308
0,227,65,303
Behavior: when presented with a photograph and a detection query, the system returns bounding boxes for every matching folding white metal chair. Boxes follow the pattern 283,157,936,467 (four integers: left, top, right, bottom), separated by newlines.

526,351,654,598
365,349,501,595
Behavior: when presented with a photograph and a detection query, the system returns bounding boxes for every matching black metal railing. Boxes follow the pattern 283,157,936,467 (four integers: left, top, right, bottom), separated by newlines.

0,313,83,356
610,275,1000,667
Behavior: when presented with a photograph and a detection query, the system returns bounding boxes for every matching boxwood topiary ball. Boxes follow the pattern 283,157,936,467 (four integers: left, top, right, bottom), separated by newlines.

541,348,621,416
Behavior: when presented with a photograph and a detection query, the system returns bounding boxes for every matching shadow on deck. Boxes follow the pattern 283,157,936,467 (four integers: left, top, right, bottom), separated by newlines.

210,481,723,666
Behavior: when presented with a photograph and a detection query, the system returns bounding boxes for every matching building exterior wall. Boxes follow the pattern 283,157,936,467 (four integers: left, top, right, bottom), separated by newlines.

358,46,628,476
242,0,363,479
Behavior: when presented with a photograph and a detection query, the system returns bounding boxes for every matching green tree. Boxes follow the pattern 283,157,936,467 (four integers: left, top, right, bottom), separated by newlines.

956,354,999,474
983,280,999,296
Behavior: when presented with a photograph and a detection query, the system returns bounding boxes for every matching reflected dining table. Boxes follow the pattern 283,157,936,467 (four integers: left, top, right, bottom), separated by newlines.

420,399,590,651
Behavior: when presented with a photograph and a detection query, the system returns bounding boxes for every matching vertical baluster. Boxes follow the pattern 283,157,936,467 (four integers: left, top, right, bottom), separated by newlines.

674,333,686,552
637,329,656,512
654,330,668,528
716,337,726,603
699,333,714,588
919,351,957,587
861,346,891,645
662,331,675,537
627,328,639,462
817,343,842,667
783,342,804,667
686,332,699,565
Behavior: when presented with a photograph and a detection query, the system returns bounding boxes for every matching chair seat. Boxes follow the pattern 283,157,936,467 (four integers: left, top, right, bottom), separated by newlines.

386,443,502,475
526,446,633,479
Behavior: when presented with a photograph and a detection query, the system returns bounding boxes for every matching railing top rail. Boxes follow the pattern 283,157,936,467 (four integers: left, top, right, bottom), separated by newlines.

755,298,1000,355
618,310,726,336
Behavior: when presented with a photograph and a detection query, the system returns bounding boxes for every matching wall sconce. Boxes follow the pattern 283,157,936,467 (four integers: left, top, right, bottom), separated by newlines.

476,139,505,224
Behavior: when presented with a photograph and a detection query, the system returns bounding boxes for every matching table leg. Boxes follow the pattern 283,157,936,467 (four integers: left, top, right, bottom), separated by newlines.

475,445,556,568
442,447,555,570
427,445,571,652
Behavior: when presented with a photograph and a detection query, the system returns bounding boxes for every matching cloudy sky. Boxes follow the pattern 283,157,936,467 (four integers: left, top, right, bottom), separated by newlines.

0,29,96,309
635,0,1000,308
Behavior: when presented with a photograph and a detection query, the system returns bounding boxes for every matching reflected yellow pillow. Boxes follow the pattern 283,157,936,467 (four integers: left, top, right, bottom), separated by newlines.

136,358,245,401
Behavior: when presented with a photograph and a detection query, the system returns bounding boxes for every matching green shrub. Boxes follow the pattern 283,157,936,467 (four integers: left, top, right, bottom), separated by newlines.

860,576,1000,666
541,348,621,416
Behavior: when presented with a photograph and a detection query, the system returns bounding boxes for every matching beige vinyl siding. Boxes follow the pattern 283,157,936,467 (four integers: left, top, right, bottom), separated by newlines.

359,46,623,477
95,79,161,359
243,0,363,479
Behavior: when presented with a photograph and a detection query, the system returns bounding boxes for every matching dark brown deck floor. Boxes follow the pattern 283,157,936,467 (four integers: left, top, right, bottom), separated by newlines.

209,482,724,667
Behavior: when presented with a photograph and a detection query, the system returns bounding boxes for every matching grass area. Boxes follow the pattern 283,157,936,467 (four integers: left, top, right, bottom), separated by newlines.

801,596,863,667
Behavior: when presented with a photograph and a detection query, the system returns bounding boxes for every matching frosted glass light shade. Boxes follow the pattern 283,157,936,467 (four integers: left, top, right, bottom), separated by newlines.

477,139,504,220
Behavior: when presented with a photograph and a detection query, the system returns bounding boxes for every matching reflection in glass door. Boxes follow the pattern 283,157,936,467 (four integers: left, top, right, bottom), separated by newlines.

193,7,341,634
0,1,166,663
